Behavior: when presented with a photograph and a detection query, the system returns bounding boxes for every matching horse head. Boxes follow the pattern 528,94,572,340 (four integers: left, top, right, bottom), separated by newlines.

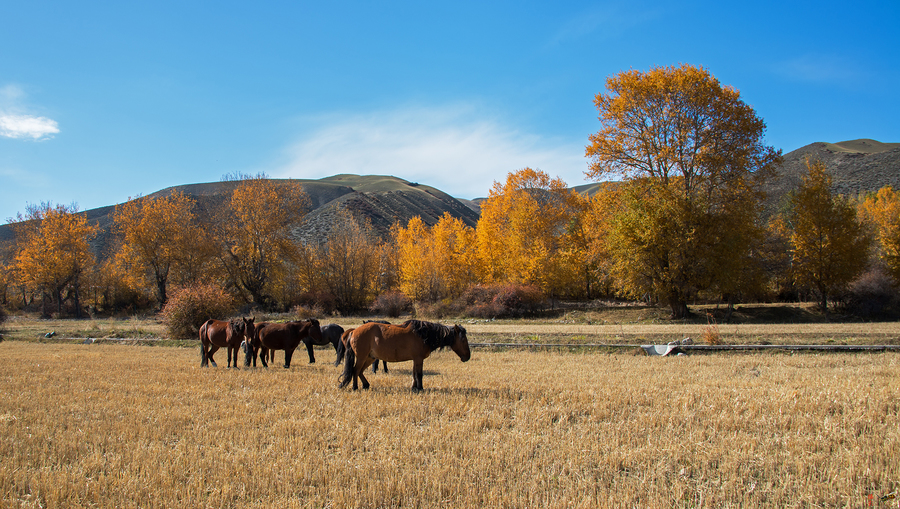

451,324,471,362
305,318,323,342
242,317,256,342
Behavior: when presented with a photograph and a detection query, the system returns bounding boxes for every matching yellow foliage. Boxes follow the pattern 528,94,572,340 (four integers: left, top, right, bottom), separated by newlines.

789,158,871,310
12,203,97,315
859,185,900,282
113,191,214,305
221,177,310,306
395,212,478,301
585,64,779,317
476,168,584,296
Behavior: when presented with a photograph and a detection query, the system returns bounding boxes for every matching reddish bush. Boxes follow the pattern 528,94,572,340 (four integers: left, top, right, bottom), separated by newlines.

370,291,413,318
462,283,545,318
160,284,236,339
296,291,337,315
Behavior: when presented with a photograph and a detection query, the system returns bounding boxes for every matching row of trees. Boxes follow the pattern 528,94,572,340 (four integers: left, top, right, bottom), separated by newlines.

0,175,388,317
0,64,894,319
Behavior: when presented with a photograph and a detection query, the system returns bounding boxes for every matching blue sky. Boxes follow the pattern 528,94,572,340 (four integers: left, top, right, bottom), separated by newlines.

1,0,898,221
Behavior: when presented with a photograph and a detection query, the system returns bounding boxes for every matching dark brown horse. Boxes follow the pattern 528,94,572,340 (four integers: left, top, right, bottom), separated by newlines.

339,319,470,391
245,318,322,368
199,318,247,368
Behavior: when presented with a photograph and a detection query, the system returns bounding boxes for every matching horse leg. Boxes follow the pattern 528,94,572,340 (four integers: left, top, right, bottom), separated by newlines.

382,360,389,373
207,345,220,368
227,346,237,368
284,348,294,369
260,347,269,368
334,340,345,367
305,340,316,364
412,359,424,391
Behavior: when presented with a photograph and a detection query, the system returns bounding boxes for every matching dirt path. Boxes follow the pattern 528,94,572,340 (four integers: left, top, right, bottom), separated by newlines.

459,322,900,345
464,323,900,335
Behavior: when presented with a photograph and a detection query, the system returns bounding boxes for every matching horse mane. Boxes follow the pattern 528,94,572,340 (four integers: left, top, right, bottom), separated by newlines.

400,320,460,351
229,319,245,336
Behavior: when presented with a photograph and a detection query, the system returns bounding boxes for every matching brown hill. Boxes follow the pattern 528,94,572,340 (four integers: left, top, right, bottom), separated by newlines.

0,175,480,257
764,138,900,214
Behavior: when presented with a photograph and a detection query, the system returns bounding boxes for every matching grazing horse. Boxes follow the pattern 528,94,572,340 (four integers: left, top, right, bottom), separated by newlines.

334,320,390,373
245,318,322,368
339,319,470,391
302,323,344,364
199,318,247,368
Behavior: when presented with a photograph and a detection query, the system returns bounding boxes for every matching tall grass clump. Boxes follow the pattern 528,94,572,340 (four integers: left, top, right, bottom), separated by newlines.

160,283,235,339
701,312,722,345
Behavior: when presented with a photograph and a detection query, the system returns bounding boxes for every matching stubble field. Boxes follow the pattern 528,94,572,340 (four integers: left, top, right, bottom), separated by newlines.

0,340,898,508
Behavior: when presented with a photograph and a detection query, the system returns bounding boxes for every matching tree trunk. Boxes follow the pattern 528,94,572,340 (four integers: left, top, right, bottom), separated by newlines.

669,300,690,320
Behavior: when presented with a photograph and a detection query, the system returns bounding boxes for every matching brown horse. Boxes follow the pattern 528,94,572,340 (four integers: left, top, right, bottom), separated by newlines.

245,318,322,368
334,320,389,373
339,319,470,391
199,318,247,368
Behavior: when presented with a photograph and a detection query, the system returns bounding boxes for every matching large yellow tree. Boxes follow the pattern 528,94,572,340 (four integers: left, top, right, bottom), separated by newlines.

113,191,214,307
788,158,871,312
585,64,780,317
394,213,478,302
476,168,582,296
221,177,310,308
859,185,900,282
12,203,97,317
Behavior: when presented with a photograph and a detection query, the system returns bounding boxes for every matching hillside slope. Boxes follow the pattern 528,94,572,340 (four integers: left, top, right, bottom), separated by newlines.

764,139,900,213
0,175,480,256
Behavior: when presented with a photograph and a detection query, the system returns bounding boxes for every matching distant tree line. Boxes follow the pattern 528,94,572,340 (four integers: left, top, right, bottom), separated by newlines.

0,64,895,320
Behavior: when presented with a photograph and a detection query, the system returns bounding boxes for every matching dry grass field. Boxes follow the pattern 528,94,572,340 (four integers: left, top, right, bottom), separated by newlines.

0,340,898,508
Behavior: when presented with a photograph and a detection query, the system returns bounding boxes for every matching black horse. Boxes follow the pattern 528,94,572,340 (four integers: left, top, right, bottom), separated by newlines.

302,323,345,364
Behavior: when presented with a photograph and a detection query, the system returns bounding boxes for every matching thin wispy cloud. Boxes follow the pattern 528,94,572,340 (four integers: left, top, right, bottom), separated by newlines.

546,2,662,48
774,54,866,87
0,114,59,140
0,166,49,188
0,83,59,140
274,105,589,198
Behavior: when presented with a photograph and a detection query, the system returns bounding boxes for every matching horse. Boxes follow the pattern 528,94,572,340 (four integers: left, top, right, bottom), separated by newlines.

334,320,389,373
339,319,470,391
302,323,344,365
245,318,322,368
199,318,247,368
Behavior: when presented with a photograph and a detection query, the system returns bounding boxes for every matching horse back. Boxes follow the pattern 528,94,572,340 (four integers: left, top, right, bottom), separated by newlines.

202,319,235,347
259,322,302,350
355,322,428,363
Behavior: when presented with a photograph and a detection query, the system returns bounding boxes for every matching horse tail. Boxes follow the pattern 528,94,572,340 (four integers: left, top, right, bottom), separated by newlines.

199,320,211,366
339,340,355,388
334,337,345,366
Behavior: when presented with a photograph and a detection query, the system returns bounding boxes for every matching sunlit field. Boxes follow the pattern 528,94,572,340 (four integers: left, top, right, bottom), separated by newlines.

0,341,898,508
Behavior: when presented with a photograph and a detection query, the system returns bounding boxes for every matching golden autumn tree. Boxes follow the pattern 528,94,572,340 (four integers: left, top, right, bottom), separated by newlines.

574,184,623,298
859,185,900,282
787,158,871,312
295,211,382,312
11,203,98,317
476,168,582,296
220,176,310,308
586,64,780,318
394,212,478,302
113,191,214,307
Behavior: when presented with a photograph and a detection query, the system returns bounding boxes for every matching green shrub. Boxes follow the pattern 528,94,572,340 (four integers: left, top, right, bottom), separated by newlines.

160,284,236,339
